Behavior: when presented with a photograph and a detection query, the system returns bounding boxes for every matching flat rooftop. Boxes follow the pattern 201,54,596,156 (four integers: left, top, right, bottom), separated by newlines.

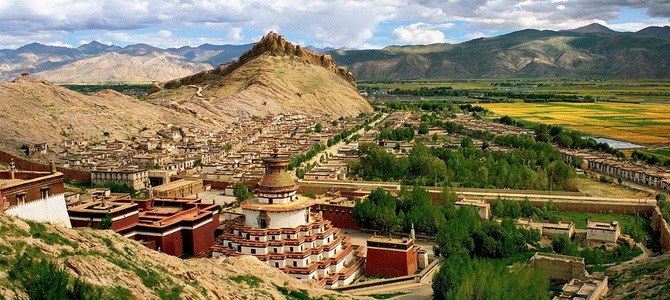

367,235,413,247
587,220,619,231
532,252,584,264
68,201,138,214
314,196,356,207
152,179,201,192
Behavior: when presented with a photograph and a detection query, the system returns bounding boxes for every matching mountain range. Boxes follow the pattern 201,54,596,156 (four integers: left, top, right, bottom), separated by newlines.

331,23,670,80
1,23,669,82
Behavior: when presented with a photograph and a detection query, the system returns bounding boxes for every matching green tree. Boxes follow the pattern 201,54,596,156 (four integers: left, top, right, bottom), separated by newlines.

315,123,323,133
552,234,578,256
233,183,253,204
100,214,113,229
460,137,474,148
418,123,429,134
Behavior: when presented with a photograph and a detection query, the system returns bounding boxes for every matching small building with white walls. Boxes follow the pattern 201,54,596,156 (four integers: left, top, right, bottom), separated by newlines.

0,162,71,228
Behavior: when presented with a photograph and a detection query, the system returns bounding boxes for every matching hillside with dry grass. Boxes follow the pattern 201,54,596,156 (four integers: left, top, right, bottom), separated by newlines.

149,32,373,119
0,75,217,148
0,214,361,299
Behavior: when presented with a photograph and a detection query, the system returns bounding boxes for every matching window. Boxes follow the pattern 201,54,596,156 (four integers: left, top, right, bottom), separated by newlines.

16,193,27,204
293,261,297,267
275,262,279,268
40,187,50,199
255,237,259,241
290,247,294,252
271,235,275,240
273,248,278,253
251,249,256,254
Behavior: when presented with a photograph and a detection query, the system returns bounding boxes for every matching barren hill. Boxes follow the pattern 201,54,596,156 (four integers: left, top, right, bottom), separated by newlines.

32,52,211,82
0,214,361,299
0,74,216,147
149,32,373,119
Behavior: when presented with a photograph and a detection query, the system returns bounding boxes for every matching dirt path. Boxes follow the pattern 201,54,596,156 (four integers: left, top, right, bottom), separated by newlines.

607,241,652,273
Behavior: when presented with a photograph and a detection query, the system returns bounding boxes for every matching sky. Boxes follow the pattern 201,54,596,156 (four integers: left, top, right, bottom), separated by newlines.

0,0,668,49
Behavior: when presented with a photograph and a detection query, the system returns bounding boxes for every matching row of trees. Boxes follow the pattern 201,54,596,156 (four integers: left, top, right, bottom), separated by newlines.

631,150,670,167
326,113,382,147
287,143,326,170
387,86,594,103
351,140,577,191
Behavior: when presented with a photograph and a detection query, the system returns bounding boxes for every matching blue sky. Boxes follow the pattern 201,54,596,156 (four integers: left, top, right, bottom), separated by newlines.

0,1,668,49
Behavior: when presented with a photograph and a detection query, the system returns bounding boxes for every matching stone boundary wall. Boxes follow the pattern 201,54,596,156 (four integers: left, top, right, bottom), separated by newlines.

332,258,441,292
652,206,670,252
0,150,91,182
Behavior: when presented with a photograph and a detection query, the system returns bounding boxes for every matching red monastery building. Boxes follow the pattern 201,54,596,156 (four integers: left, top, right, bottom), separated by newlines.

212,149,365,288
68,197,219,257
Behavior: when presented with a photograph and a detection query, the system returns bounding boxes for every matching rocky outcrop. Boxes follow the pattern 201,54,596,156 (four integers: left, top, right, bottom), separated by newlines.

157,32,357,93
149,32,372,119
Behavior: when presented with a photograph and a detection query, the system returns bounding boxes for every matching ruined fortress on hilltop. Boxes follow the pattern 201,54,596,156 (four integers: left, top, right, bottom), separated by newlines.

153,32,356,93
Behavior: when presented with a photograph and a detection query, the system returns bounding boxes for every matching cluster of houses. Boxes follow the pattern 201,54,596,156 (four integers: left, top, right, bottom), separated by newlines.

29,113,370,189
560,149,670,193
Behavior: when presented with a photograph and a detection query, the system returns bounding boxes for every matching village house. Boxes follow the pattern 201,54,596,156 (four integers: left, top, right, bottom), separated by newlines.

0,163,71,227
454,198,491,220
91,169,149,191
586,220,621,243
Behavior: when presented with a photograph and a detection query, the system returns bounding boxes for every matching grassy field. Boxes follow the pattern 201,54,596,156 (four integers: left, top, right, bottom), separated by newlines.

359,78,670,103
575,176,651,199
478,102,670,145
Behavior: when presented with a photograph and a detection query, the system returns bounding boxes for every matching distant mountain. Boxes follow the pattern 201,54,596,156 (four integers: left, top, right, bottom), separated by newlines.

636,26,670,39
76,41,121,55
33,52,211,82
2,24,670,82
568,23,619,34
0,41,253,82
150,32,372,120
329,28,670,80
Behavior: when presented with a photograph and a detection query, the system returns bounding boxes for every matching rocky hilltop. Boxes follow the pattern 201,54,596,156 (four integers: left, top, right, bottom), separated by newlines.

149,32,372,119
0,74,217,147
0,214,361,299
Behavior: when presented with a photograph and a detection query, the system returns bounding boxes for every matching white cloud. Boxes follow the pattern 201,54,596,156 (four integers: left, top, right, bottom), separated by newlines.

608,21,670,32
391,23,453,44
0,0,668,48
43,41,73,48
226,28,244,42
464,32,488,40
